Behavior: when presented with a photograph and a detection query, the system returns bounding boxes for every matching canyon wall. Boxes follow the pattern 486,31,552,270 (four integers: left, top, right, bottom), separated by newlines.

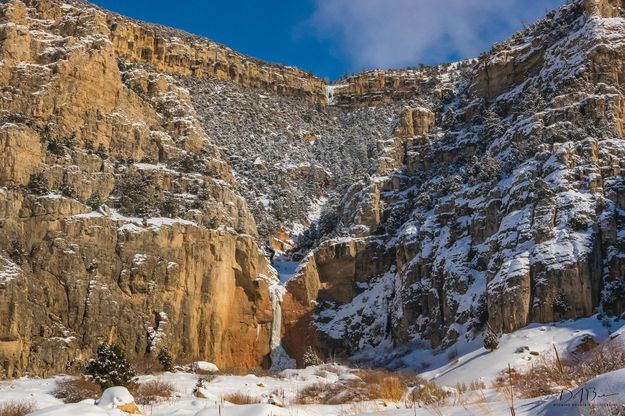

0,0,274,377
2,0,625,375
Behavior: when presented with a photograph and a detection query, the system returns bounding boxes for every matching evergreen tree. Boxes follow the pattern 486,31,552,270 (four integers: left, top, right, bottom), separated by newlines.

302,346,323,367
157,347,173,372
483,331,500,352
85,343,135,388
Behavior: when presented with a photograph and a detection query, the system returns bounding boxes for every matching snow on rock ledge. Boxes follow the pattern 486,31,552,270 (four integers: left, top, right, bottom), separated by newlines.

96,387,141,414
192,361,219,373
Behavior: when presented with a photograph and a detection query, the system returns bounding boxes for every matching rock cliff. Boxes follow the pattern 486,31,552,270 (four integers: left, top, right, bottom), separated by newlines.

283,0,625,368
0,0,274,377
1,0,625,376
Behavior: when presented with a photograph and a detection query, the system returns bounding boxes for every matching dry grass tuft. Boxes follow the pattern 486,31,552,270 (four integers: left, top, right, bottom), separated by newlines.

296,380,376,405
357,369,422,387
407,380,448,406
468,379,487,391
135,380,175,405
296,383,333,404
53,377,102,403
378,376,407,402
0,401,37,416
295,369,429,405
494,357,569,398
222,391,261,405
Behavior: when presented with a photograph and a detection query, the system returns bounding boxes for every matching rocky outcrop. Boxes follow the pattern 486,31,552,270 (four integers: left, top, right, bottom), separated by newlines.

394,107,436,138
584,0,625,17
280,237,394,364
12,0,327,105
0,203,274,377
329,66,458,108
0,0,274,377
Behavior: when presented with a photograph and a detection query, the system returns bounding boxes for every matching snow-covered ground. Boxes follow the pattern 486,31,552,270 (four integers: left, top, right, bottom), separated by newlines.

417,315,625,385
2,315,625,415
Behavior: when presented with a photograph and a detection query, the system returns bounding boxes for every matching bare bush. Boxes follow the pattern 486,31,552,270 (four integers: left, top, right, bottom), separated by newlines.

572,340,625,381
53,377,102,403
0,401,37,416
502,340,625,399
135,380,175,405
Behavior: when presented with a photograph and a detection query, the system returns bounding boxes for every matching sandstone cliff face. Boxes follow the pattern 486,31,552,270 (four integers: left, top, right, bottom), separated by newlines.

0,0,275,377
328,67,456,108
14,0,327,105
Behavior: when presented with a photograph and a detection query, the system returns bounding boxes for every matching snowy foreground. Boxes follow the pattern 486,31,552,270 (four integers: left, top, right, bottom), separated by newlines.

2,316,625,416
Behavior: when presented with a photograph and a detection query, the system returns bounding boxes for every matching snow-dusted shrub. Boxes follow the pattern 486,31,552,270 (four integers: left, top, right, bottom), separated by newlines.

473,294,489,330
157,347,173,372
59,182,77,199
483,331,500,352
572,340,625,382
84,343,136,389
135,380,174,405
26,172,48,195
160,194,180,218
45,135,74,157
86,191,101,210
295,382,333,404
296,378,376,405
8,240,25,265
116,171,161,217
407,380,448,406
302,346,323,367
552,293,571,315
499,340,625,399
53,376,101,403
603,278,625,313
498,354,571,398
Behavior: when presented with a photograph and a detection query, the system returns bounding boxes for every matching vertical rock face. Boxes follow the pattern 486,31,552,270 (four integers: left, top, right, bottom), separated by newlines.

394,107,436,139
0,0,275,377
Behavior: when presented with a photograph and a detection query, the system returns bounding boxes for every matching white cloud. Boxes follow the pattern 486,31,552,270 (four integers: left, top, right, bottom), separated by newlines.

308,0,563,71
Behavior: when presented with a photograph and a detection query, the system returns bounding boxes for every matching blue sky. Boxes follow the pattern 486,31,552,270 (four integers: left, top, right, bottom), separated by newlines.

91,0,564,80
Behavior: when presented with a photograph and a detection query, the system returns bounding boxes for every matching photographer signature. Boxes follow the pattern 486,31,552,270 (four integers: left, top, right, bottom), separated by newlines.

559,387,620,404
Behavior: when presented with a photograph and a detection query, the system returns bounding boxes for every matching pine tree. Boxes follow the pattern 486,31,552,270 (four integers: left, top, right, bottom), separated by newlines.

85,343,136,388
302,346,323,367
86,191,101,210
483,331,500,352
27,173,48,195
157,347,173,372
